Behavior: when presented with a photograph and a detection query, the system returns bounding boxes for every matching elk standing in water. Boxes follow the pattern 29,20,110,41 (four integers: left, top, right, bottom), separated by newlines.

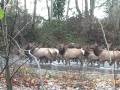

58,44,85,65
84,48,99,67
92,45,120,67
25,43,59,64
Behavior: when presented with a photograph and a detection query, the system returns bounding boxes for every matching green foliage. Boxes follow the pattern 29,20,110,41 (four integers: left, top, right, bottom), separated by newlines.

53,0,66,19
0,8,4,20
34,20,66,46
33,19,88,47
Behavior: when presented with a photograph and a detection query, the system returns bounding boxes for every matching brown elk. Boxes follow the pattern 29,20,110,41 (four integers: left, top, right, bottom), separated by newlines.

32,48,59,64
58,44,85,65
92,45,120,67
84,48,99,66
25,43,59,64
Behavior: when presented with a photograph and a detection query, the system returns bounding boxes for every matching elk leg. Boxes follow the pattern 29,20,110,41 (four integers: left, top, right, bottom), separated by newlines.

93,60,97,67
65,60,67,65
40,58,43,64
46,59,49,64
86,60,90,67
116,61,119,68
96,59,100,67
57,59,60,63
76,59,79,64
109,60,114,66
50,59,52,64
79,59,83,66
62,59,65,65
68,60,71,70
99,60,104,67
90,60,93,67
101,61,104,67
69,60,70,66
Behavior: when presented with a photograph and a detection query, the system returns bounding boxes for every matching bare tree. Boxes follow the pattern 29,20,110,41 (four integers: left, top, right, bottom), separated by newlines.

29,0,37,41
90,0,95,30
82,0,84,13
24,0,26,11
51,0,54,20
66,0,70,19
90,0,95,17
75,0,81,16
32,0,37,29
84,0,90,39
46,0,51,21
24,0,27,23
112,0,120,31
85,0,89,17
1,0,13,89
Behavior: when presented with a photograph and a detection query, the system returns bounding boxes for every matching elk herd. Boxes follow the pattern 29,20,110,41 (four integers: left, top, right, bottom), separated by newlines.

24,43,120,68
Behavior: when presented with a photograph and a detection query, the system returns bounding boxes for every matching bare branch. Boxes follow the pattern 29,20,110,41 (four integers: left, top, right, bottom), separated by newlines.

98,19,111,61
13,20,33,39
28,50,41,69
8,34,41,69
9,58,21,67
10,59,29,79
13,17,46,40
0,63,7,75
7,34,21,50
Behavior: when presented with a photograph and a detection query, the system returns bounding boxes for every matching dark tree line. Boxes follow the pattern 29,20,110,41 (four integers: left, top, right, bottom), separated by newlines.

0,0,120,89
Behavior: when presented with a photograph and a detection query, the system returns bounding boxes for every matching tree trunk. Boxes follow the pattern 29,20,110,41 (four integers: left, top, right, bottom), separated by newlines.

1,0,13,89
51,0,54,20
31,0,37,41
24,0,27,23
4,8,13,90
90,0,95,16
75,0,81,16
66,0,70,19
46,0,51,21
24,0,26,11
5,57,12,90
85,0,89,17
114,0,119,31
90,0,95,30
82,0,84,13
84,0,90,40
32,0,37,28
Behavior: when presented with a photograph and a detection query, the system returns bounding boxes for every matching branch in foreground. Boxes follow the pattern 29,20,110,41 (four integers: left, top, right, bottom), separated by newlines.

9,58,21,67
13,16,46,39
13,20,32,39
98,19,116,90
10,59,29,79
0,56,11,75
0,63,7,75
8,34,21,50
28,50,41,69
98,19,111,62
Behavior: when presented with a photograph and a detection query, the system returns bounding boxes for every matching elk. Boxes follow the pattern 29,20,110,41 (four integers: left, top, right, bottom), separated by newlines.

92,45,120,67
58,44,85,65
25,43,59,64
32,48,59,64
84,48,99,67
